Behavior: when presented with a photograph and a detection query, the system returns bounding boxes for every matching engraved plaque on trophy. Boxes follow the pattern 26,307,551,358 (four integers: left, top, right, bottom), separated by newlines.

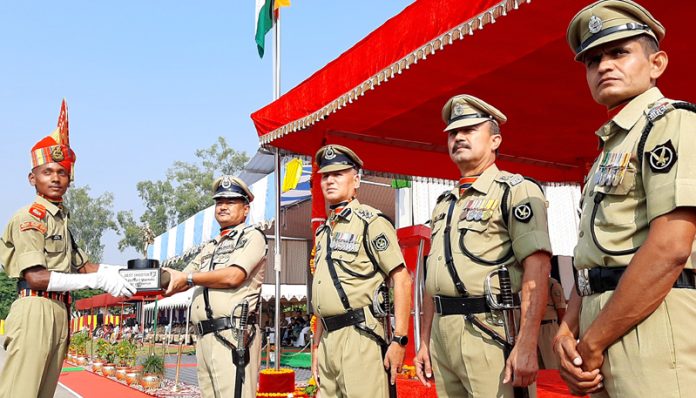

119,259,170,296
119,225,170,296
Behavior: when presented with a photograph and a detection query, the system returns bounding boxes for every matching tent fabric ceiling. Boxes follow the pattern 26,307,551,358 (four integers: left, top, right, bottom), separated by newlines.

251,0,695,183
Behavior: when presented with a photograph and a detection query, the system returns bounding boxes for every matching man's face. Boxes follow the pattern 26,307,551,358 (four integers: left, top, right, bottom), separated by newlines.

320,168,359,205
583,38,664,108
447,121,500,168
29,163,70,201
214,197,249,228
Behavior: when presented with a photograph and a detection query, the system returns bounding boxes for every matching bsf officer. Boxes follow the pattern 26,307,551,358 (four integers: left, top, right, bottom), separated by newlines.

165,176,266,398
555,1,696,396
310,144,412,398
0,101,135,398
414,95,553,398
537,276,566,370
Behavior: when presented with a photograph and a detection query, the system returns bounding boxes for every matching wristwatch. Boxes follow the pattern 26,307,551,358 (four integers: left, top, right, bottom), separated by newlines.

391,335,408,346
186,273,195,287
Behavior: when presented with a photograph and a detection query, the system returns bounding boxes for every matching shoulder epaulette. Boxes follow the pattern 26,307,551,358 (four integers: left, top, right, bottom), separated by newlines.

354,206,378,223
28,203,46,220
436,190,455,204
498,173,524,187
645,101,673,123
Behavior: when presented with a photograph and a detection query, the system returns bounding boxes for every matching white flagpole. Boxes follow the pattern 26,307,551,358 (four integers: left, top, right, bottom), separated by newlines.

273,6,282,371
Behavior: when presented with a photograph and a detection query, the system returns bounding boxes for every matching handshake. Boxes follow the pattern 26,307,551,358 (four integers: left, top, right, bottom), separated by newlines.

46,264,150,298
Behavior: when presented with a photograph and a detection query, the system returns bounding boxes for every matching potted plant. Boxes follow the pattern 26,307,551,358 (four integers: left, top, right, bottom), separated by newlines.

94,338,116,376
92,339,109,374
139,354,165,390
70,331,89,366
115,339,137,381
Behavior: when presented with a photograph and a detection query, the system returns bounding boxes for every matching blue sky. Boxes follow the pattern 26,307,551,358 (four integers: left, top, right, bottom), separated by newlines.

0,1,412,263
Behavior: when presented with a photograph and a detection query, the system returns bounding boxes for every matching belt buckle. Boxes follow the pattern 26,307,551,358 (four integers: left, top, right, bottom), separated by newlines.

320,316,329,331
576,268,593,297
196,322,205,336
433,296,444,315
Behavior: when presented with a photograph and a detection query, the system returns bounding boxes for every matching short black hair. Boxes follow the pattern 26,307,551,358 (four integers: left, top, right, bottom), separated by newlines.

637,35,659,56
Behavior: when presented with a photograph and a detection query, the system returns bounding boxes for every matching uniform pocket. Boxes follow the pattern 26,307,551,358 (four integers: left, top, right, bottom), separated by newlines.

593,167,636,196
330,250,358,263
45,236,65,253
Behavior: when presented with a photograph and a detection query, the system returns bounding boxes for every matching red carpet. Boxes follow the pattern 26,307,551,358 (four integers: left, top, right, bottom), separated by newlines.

395,370,586,397
59,368,153,398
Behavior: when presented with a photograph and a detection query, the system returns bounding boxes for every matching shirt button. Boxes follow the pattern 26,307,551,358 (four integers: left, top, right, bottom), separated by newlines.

438,256,443,261
579,231,584,238
317,280,321,284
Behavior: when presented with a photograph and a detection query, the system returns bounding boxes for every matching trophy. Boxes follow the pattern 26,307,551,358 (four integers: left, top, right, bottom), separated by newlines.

119,224,171,296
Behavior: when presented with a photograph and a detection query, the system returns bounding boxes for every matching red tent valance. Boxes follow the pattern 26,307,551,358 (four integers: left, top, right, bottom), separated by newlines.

74,293,158,311
251,0,695,183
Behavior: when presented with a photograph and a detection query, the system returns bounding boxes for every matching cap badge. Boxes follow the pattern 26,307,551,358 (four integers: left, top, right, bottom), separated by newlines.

324,146,336,160
51,146,65,162
221,176,232,189
452,103,465,118
588,15,603,34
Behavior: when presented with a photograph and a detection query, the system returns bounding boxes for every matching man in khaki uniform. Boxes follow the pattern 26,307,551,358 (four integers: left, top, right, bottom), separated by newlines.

0,100,135,398
414,95,552,398
310,144,412,398
554,1,696,397
165,176,266,398
537,277,565,370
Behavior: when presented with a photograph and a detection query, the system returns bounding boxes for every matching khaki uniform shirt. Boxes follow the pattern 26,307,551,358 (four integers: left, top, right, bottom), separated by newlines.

425,164,552,297
543,277,566,321
574,87,696,271
184,223,267,324
312,199,405,317
1,195,88,278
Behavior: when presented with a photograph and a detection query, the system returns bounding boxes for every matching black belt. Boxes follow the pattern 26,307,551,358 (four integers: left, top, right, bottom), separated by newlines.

434,295,521,316
541,319,557,325
576,267,696,297
321,308,366,332
196,314,257,336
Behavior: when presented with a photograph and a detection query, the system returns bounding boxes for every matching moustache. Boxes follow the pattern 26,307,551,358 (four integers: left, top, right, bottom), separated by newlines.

452,142,470,153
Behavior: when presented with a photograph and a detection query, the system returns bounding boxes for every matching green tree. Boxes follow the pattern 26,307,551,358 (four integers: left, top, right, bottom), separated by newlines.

64,186,118,263
0,274,16,319
117,136,248,254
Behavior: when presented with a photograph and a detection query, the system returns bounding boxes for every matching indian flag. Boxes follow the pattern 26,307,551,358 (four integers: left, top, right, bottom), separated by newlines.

255,0,290,58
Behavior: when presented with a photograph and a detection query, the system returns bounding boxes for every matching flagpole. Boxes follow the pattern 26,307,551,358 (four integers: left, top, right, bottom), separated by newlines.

273,7,282,371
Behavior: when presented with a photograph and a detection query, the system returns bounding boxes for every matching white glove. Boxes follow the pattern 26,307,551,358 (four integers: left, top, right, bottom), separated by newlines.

98,263,126,276
47,269,136,298
96,265,136,297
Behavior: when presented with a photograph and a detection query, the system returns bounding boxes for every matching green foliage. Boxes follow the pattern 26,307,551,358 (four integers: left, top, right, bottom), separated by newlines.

117,136,248,253
115,339,138,366
0,273,17,320
64,185,117,263
71,331,90,355
139,353,165,375
95,338,116,363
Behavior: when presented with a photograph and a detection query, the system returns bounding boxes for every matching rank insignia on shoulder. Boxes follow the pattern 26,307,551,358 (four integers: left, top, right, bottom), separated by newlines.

646,102,672,122
19,221,47,234
372,233,390,252
508,174,524,186
235,238,248,250
646,140,677,173
437,190,454,204
354,208,374,221
513,203,533,223
28,203,46,220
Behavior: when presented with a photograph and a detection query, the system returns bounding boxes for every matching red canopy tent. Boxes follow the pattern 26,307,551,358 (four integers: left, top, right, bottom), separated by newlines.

74,293,157,311
251,0,695,183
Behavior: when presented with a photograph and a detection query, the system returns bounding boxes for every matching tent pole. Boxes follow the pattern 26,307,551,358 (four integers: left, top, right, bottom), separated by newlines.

273,7,283,371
